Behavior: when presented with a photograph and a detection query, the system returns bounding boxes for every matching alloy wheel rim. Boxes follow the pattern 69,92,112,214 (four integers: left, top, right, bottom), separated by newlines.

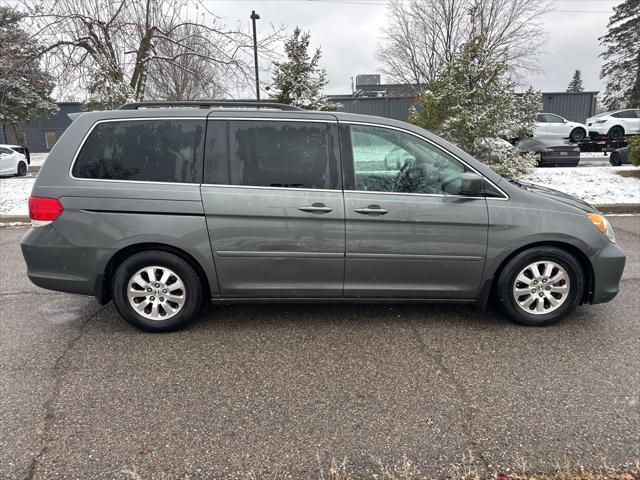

512,261,570,315
127,266,186,321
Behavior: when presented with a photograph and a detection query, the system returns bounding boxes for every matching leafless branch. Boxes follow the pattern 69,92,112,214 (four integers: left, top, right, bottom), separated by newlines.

377,0,549,90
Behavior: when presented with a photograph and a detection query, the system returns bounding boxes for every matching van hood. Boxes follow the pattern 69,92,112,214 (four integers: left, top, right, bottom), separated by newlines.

510,180,597,213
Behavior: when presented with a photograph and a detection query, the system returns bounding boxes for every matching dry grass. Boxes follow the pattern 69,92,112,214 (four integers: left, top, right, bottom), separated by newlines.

122,458,640,480
615,170,640,179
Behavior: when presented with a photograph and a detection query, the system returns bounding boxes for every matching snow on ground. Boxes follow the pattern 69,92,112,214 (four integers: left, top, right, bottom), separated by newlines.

580,152,608,159
30,153,48,167
0,175,35,216
522,166,640,205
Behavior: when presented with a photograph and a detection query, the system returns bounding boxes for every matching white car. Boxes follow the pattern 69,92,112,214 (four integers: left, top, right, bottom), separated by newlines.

586,108,640,141
534,113,588,143
0,145,28,177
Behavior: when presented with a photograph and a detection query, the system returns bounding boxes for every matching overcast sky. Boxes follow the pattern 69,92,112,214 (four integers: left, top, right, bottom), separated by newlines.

207,0,618,96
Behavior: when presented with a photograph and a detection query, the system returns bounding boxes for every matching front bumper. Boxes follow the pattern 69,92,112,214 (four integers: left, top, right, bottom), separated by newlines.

589,240,626,304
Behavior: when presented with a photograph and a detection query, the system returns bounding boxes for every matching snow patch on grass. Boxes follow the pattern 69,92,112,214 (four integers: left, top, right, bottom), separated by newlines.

30,153,48,166
522,166,640,205
0,175,35,216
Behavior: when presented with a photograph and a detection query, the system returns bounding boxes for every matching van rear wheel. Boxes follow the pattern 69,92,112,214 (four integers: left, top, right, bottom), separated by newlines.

496,247,584,326
112,250,203,332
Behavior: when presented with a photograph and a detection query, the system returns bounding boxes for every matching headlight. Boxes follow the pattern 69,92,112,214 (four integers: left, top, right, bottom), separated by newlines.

587,213,616,243
594,119,607,124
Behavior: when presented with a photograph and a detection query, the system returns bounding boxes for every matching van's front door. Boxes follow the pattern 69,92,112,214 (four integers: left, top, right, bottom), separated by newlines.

341,123,489,299
200,117,345,297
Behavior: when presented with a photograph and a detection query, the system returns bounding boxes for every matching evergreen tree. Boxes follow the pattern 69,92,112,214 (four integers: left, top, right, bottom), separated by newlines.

409,35,540,179
0,6,57,136
599,0,640,108
567,69,584,93
272,27,336,110
628,137,640,166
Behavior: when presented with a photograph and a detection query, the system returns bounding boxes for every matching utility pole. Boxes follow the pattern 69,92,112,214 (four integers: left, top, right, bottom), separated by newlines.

250,10,260,101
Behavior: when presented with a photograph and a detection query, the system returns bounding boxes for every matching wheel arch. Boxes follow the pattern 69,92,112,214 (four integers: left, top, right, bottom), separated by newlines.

96,242,212,305
608,124,625,136
479,240,594,310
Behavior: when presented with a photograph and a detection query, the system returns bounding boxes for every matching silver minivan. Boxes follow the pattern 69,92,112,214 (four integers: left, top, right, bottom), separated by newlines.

21,102,625,332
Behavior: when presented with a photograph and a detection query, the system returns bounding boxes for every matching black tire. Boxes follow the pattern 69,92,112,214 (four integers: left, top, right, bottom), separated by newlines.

17,161,27,177
112,250,203,332
608,126,625,141
610,152,622,166
569,127,585,143
496,247,584,326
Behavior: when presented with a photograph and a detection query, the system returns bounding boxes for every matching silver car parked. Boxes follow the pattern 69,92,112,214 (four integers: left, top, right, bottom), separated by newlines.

21,102,625,332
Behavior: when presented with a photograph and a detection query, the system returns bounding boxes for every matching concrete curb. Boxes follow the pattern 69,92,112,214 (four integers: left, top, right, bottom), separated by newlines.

594,204,640,214
0,216,30,224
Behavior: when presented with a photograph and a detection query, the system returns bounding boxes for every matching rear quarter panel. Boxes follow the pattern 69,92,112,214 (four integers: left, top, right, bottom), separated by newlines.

29,110,220,297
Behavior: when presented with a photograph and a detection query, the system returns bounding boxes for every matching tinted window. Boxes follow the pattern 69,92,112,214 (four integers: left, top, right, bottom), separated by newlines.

73,120,205,183
347,125,466,195
543,114,563,123
228,121,340,189
203,120,228,184
612,110,636,119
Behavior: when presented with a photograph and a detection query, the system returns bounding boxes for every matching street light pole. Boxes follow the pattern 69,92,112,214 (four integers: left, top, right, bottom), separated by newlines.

250,10,261,101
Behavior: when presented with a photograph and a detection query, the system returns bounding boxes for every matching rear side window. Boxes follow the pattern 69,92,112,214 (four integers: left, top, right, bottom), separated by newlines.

227,120,340,189
611,110,636,119
72,119,205,183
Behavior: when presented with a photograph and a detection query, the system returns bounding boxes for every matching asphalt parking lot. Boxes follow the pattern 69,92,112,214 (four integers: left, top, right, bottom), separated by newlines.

1,217,639,480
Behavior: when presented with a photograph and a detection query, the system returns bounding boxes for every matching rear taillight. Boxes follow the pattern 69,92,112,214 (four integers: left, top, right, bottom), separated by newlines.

28,197,64,226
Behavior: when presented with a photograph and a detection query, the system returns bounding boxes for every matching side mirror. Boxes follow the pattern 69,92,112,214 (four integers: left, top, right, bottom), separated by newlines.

460,171,484,196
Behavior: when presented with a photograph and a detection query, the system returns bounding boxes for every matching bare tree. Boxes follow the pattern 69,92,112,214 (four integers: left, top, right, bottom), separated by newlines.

377,0,549,91
17,0,283,107
145,23,227,100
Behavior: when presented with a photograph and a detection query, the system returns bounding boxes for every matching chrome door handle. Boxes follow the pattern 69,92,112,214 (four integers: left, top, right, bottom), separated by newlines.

298,203,333,214
354,205,388,215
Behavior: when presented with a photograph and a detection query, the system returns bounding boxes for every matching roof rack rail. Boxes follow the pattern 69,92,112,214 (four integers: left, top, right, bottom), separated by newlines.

119,101,304,111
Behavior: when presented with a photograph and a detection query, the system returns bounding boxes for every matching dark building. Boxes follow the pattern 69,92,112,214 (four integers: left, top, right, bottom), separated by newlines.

0,102,82,153
331,75,598,124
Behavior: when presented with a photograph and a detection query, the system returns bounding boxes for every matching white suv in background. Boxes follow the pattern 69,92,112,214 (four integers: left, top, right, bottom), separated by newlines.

586,109,640,141
534,113,587,143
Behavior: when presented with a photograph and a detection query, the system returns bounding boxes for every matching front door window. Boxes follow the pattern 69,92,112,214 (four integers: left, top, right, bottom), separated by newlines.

348,125,465,196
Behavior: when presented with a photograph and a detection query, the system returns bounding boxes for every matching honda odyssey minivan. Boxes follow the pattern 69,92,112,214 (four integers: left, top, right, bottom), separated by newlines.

21,101,625,332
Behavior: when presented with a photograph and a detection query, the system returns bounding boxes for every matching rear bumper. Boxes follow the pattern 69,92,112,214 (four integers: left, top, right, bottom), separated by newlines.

20,225,111,298
589,241,626,304
540,153,580,167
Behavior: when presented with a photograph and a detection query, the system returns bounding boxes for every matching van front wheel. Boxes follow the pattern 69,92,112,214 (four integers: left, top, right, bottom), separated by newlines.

112,250,203,332
497,247,584,326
